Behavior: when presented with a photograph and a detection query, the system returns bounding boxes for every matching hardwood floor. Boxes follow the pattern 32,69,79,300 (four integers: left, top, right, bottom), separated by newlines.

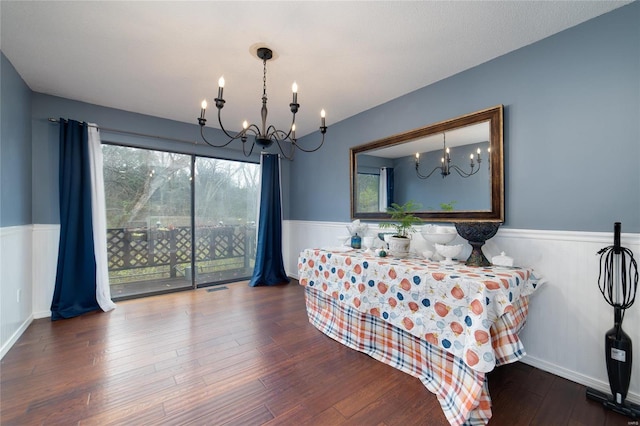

0,281,632,425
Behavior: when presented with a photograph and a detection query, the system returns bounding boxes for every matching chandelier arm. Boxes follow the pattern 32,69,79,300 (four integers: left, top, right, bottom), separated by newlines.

242,140,256,157
415,164,444,180
284,114,297,140
264,115,297,142
270,128,293,142
214,108,245,141
199,126,236,148
266,124,280,139
245,124,261,137
291,132,326,153
449,164,480,178
273,138,295,161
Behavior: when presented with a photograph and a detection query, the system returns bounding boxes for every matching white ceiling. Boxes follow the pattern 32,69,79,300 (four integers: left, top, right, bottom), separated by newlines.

0,1,630,138
367,121,490,159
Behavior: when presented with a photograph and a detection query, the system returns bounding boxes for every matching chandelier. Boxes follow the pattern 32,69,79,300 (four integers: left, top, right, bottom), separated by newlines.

414,133,488,179
197,47,327,159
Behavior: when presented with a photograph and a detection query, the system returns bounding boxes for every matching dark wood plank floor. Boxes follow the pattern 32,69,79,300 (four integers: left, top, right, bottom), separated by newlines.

0,280,633,425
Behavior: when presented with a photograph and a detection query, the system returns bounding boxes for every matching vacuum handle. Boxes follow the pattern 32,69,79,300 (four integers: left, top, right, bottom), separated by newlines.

614,222,621,254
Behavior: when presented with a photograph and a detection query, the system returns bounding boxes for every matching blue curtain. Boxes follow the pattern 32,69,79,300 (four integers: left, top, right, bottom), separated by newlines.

386,167,394,207
249,154,290,287
51,119,101,320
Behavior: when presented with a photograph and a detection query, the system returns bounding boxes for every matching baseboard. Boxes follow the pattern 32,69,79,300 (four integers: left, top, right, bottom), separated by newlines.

33,310,51,320
521,355,640,405
0,314,33,360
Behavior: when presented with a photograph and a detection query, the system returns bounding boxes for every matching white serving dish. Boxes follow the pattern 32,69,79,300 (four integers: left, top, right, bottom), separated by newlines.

435,243,463,265
421,225,457,245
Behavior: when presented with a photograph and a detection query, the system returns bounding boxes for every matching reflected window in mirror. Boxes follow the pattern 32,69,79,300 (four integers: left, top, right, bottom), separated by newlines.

355,170,380,213
356,162,395,213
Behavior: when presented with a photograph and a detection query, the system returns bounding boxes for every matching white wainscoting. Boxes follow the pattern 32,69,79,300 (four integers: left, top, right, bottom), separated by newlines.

0,225,33,359
283,220,640,403
32,224,60,319
1,224,59,359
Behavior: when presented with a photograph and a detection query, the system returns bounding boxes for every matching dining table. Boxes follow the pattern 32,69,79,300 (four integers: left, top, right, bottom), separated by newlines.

298,247,542,425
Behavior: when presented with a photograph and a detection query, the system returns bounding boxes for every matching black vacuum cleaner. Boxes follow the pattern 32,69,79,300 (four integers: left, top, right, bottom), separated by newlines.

586,222,640,418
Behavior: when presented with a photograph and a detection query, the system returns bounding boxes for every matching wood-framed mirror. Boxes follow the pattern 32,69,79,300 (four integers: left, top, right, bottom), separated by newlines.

350,105,504,223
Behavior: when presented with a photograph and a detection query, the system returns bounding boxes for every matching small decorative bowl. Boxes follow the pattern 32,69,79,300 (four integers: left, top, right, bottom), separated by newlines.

435,243,463,265
421,226,457,245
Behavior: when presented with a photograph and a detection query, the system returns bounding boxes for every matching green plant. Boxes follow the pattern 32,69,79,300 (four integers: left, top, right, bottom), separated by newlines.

379,200,423,238
440,200,457,211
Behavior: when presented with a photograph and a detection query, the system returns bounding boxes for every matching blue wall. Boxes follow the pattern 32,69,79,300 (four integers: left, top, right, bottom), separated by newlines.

291,2,640,232
1,53,32,227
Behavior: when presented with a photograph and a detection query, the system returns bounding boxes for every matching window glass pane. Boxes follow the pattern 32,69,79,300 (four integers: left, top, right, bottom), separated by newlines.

194,157,260,285
103,145,193,298
356,173,380,212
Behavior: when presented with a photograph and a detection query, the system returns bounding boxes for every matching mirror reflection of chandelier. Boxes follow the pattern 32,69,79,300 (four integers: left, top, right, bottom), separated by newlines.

197,47,327,160
414,133,489,179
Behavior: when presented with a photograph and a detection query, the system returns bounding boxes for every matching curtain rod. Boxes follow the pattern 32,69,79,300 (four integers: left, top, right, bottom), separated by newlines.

48,117,199,146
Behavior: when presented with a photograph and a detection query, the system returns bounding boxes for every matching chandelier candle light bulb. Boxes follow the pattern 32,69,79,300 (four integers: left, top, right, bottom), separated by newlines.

217,77,224,97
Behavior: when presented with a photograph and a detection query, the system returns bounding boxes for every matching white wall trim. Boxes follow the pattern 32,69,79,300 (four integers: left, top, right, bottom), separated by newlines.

31,223,63,232
497,227,640,245
0,314,34,360
1,224,34,359
2,224,59,358
0,225,28,237
521,355,640,404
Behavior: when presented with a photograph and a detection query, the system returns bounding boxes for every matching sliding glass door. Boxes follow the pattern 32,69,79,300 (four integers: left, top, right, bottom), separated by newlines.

102,145,259,298
193,157,259,286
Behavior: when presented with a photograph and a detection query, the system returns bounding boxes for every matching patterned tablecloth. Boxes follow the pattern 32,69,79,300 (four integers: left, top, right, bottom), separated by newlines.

298,248,542,425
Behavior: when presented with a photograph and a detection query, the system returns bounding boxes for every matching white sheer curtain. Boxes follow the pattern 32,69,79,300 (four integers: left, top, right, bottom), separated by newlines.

87,125,116,312
379,167,388,212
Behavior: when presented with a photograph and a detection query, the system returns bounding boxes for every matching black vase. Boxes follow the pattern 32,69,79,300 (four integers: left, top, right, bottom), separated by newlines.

454,222,500,267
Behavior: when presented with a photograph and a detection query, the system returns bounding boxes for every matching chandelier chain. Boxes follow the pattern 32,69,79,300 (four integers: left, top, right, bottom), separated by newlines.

263,60,267,98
